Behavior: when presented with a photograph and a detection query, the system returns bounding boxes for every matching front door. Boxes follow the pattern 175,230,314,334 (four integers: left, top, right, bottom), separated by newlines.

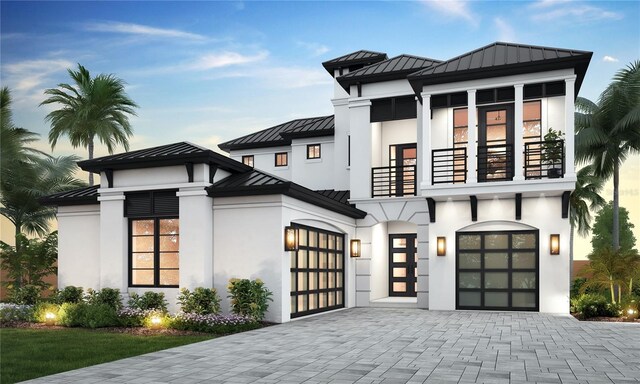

389,234,417,297
390,143,417,196
478,105,514,181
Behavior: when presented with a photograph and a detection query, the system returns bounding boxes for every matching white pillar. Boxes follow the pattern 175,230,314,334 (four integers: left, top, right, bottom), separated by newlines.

177,187,214,289
98,192,127,291
416,222,429,309
420,93,431,189
565,76,577,178
349,99,372,199
354,225,372,307
332,98,350,190
416,96,423,193
514,84,525,181
467,90,477,184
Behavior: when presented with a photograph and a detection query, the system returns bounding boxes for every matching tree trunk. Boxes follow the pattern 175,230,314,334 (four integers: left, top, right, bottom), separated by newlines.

610,278,615,303
14,221,22,289
570,225,574,291
613,161,619,251
88,137,94,186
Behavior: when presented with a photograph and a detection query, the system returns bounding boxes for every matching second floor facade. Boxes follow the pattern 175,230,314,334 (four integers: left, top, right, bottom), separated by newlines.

219,42,592,202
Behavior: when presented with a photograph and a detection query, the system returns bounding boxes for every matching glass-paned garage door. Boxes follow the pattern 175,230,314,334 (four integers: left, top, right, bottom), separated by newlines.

290,224,344,318
456,230,539,311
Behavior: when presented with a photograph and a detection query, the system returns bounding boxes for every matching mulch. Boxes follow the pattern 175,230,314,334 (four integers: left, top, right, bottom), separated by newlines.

571,314,640,323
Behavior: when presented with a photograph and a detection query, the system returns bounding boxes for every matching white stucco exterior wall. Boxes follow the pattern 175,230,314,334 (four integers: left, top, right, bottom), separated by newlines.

428,195,570,313
57,205,101,290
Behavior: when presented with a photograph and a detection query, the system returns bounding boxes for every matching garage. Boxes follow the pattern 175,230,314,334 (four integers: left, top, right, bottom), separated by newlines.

290,224,345,318
456,230,539,311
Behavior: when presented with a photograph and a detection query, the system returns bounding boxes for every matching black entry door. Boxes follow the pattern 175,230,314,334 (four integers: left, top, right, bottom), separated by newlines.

389,234,417,297
389,143,417,196
478,105,514,181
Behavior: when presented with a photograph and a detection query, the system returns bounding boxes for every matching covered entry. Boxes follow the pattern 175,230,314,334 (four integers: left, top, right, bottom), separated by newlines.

456,230,539,311
290,224,345,318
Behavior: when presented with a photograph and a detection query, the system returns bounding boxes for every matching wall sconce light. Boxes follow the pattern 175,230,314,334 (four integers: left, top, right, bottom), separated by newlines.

437,236,446,256
550,234,560,255
284,226,298,251
350,239,361,258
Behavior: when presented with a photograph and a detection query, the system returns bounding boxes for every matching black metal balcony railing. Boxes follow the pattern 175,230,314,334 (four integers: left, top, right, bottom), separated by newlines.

477,144,514,182
371,165,417,197
432,147,467,185
524,140,565,179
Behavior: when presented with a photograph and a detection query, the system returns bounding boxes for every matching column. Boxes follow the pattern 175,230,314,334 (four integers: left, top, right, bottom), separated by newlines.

514,84,525,181
416,222,430,309
98,192,128,291
564,76,576,178
355,226,372,306
349,99,372,199
177,187,214,289
467,90,477,184
420,93,431,189
416,96,423,192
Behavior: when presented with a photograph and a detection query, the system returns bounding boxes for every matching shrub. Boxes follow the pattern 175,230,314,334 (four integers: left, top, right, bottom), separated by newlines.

573,294,619,319
54,286,84,304
0,303,34,325
81,303,119,328
227,278,273,321
85,288,122,310
58,303,86,327
117,307,148,327
169,312,257,334
9,284,41,305
177,287,220,315
128,292,168,312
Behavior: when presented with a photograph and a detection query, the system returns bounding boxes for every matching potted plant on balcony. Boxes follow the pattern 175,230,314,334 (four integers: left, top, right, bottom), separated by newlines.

541,128,565,178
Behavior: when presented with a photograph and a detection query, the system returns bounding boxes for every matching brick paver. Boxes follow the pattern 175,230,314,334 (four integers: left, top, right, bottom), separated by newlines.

24,308,640,383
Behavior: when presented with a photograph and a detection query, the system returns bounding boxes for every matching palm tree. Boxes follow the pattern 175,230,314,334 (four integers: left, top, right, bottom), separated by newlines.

580,247,627,303
575,61,640,251
40,64,138,185
569,165,606,278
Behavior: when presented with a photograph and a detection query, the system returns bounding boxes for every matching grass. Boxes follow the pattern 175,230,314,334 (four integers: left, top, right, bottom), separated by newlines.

0,328,214,384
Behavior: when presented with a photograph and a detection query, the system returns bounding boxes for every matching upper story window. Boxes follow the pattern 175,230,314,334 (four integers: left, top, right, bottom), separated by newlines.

307,144,321,159
275,152,288,167
453,108,469,148
523,101,542,143
242,155,254,167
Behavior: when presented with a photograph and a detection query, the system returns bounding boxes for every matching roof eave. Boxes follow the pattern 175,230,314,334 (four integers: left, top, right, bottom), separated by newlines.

79,152,249,174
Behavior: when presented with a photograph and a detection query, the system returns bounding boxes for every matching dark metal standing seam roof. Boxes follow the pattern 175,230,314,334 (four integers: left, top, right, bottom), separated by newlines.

322,50,389,74
336,54,442,90
78,141,249,173
208,170,365,219
39,185,99,206
218,116,334,152
408,42,592,96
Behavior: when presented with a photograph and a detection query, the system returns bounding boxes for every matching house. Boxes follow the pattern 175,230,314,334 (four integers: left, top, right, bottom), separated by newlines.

42,42,592,323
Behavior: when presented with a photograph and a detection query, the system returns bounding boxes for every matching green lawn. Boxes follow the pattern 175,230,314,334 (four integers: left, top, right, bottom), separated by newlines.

0,328,214,384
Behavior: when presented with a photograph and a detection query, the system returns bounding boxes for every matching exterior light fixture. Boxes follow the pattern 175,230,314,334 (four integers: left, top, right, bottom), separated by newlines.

149,315,162,329
284,226,298,251
44,312,56,326
350,239,361,258
437,237,446,256
550,234,560,255
626,307,638,320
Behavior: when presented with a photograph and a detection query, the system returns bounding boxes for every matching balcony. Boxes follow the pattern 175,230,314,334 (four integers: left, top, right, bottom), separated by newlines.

430,140,565,185
371,165,417,197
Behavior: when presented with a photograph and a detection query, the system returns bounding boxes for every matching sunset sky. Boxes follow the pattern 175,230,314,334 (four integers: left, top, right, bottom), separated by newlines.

1,1,639,258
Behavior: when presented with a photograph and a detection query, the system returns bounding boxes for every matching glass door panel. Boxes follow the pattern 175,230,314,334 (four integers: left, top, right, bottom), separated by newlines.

389,234,417,297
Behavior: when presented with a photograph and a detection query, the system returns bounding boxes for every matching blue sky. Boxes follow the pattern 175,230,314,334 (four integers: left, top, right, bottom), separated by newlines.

1,0,639,255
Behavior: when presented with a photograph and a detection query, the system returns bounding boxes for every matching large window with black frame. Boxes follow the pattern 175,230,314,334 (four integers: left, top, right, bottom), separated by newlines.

127,190,180,288
290,224,344,318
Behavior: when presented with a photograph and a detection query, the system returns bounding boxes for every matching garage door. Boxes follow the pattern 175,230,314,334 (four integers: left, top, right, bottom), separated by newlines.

290,224,345,318
456,230,539,311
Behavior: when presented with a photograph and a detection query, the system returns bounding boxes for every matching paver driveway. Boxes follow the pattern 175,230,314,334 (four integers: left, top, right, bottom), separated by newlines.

25,308,640,383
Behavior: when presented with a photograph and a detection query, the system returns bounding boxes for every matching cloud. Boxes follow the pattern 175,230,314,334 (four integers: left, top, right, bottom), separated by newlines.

84,21,206,41
206,66,332,89
603,56,619,63
421,0,478,25
296,41,330,57
2,59,74,104
530,2,622,22
494,17,516,42
529,0,573,8
190,51,269,70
